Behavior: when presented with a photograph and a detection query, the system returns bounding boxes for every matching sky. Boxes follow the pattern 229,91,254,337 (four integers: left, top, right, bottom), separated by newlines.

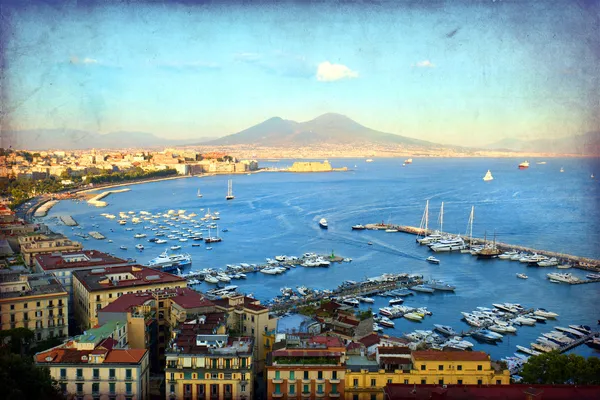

2,0,599,147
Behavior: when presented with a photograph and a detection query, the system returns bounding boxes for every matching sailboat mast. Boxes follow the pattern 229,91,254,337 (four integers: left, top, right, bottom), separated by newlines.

440,202,444,235
425,200,429,233
470,206,474,246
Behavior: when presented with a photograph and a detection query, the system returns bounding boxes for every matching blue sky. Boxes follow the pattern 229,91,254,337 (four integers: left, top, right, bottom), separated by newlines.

3,0,599,146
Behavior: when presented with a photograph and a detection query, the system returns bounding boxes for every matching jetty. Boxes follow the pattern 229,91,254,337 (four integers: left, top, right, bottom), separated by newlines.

88,231,106,240
59,215,78,226
34,200,59,218
87,188,131,207
364,223,600,271
558,331,599,354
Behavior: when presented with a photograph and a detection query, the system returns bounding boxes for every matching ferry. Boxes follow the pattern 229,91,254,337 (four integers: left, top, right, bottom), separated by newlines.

404,158,413,164
147,251,192,272
365,159,374,163
518,161,530,169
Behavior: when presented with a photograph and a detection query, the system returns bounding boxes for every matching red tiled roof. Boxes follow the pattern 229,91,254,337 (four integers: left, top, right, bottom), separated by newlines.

73,265,185,292
272,350,343,358
412,350,490,362
309,335,344,348
99,292,154,313
36,348,93,364
346,342,363,351
170,288,214,309
34,250,127,270
379,357,411,364
36,345,146,365
104,349,147,363
378,346,411,355
359,333,381,348
383,384,600,400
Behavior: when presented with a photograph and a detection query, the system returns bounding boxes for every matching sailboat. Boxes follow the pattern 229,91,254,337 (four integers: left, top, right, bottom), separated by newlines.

478,230,501,259
461,206,475,253
483,170,493,181
416,200,429,244
560,167,564,173
197,188,203,198
226,180,234,200
204,224,222,243
418,202,444,245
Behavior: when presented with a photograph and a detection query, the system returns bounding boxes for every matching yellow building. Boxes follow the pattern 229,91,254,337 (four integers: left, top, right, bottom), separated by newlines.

72,265,186,329
165,316,254,400
213,295,278,373
345,350,510,400
36,334,149,400
18,232,83,266
0,272,68,341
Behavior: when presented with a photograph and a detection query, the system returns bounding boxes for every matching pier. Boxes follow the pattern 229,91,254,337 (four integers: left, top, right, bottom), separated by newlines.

88,231,106,240
558,331,598,354
365,223,600,271
59,215,78,226
33,200,59,218
87,188,131,207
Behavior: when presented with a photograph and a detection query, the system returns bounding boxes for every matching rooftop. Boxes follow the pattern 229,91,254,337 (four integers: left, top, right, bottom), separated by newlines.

411,350,490,362
36,345,147,365
75,320,125,345
73,264,186,292
0,272,67,300
99,291,155,313
169,288,215,309
35,250,128,271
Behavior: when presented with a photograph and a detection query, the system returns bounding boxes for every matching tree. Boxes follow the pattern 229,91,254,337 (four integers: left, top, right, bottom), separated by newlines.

521,352,600,385
0,350,65,400
0,327,35,356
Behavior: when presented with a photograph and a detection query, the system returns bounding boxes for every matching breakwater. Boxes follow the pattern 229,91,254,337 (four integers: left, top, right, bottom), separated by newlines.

365,223,600,271
59,215,78,226
87,188,131,207
33,200,59,217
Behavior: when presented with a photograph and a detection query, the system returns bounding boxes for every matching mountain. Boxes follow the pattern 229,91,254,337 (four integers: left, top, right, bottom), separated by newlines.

203,113,440,147
484,132,600,155
0,129,211,150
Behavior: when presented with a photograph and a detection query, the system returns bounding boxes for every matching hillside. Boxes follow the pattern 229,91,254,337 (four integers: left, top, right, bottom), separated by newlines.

484,132,600,155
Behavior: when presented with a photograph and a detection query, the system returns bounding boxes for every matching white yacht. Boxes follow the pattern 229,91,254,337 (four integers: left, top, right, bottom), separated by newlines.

546,272,579,283
135,244,144,251
147,251,192,272
319,218,328,229
429,237,466,252
170,245,182,251
204,275,219,284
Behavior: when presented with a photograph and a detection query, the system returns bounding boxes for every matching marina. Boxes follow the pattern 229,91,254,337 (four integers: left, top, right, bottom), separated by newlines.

38,157,600,361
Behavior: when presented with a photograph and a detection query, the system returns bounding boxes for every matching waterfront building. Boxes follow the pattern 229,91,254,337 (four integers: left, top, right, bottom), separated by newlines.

266,334,346,400
18,232,83,266
98,287,216,372
0,271,68,341
72,265,186,329
313,301,373,343
35,335,149,400
34,250,129,331
213,294,278,373
165,317,254,400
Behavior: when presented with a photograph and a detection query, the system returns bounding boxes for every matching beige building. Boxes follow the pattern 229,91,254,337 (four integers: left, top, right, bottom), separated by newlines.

0,272,69,341
18,232,83,266
213,295,278,373
36,335,149,400
72,265,186,329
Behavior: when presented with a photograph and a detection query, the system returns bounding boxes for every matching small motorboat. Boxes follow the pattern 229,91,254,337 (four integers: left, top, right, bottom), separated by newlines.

517,273,528,279
426,256,440,264
170,245,182,250
352,224,366,230
389,298,404,305
135,244,144,251
119,245,127,250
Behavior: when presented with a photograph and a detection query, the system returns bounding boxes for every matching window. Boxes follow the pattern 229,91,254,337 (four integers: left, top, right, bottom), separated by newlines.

92,383,99,394
125,369,132,380
225,359,230,369
353,378,358,387
289,384,295,394
24,303,28,309
241,384,246,392
303,384,309,394
275,383,281,394
109,368,116,379
421,379,426,385
10,314,15,322
331,383,337,394
404,379,409,384
125,382,132,394
93,369,99,379
289,371,295,380
457,365,462,371
477,379,483,385
109,293,113,298
371,395,377,400
387,379,392,384
212,359,217,369
317,371,323,380
438,365,444,371
170,384,175,394
60,368,66,379
439,379,444,385
251,315,254,322
241,358,247,368
353,395,359,400
10,304,14,310
317,384,324,394
251,328,254,335
496,380,502,385
96,295,100,301
457,379,463,385
420,364,426,370
275,371,280,379
109,383,116,394
370,378,376,387
76,383,83,393
331,371,337,380
60,383,67,393
76,368,83,379
37,301,41,307
477,365,482,371
304,371,309,380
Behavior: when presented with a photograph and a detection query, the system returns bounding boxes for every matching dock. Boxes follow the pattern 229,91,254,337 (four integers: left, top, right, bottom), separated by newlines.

88,231,106,240
34,200,59,218
87,188,131,207
366,223,600,271
558,331,598,354
59,215,78,226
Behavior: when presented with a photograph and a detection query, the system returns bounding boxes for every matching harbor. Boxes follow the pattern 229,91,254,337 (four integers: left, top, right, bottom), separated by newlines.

87,188,131,207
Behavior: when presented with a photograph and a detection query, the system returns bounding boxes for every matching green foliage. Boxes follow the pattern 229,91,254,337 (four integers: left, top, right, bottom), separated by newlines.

0,350,65,400
85,167,177,184
0,327,35,356
521,352,600,385
7,177,64,208
355,309,373,321
274,356,336,365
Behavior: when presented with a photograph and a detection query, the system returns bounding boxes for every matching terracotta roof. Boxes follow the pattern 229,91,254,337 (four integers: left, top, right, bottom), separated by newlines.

412,350,490,362
34,250,127,271
378,346,411,355
169,288,214,309
73,265,185,292
346,342,363,351
379,357,411,364
383,384,600,400
99,292,154,313
104,349,147,363
309,335,344,348
272,350,343,358
359,333,381,348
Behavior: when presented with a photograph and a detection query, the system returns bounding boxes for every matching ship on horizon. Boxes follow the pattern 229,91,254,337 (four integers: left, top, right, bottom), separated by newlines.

518,161,529,169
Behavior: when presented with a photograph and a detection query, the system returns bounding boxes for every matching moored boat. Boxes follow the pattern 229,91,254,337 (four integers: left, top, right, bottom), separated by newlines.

319,218,328,229
518,161,530,169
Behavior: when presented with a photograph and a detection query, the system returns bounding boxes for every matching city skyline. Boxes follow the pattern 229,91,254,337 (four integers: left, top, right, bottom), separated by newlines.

2,0,599,147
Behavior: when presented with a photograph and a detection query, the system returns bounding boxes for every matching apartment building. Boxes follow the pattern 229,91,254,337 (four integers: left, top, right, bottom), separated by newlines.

0,271,68,341
165,315,254,400
266,335,346,400
213,294,278,373
35,336,149,400
72,265,186,329
18,232,83,266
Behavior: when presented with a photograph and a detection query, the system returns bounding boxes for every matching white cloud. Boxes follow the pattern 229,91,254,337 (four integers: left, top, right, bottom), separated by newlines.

69,56,98,65
316,61,359,82
413,60,435,68
82,58,98,64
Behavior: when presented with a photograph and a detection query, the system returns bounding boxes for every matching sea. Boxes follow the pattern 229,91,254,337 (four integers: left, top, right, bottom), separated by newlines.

41,157,600,361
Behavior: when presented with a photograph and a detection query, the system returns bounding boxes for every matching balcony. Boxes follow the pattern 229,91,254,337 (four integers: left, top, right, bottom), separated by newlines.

329,379,340,384
301,392,311,398
315,379,325,384
330,393,340,398
272,393,283,398
272,379,283,384
316,392,325,398
75,376,84,381
301,379,311,384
